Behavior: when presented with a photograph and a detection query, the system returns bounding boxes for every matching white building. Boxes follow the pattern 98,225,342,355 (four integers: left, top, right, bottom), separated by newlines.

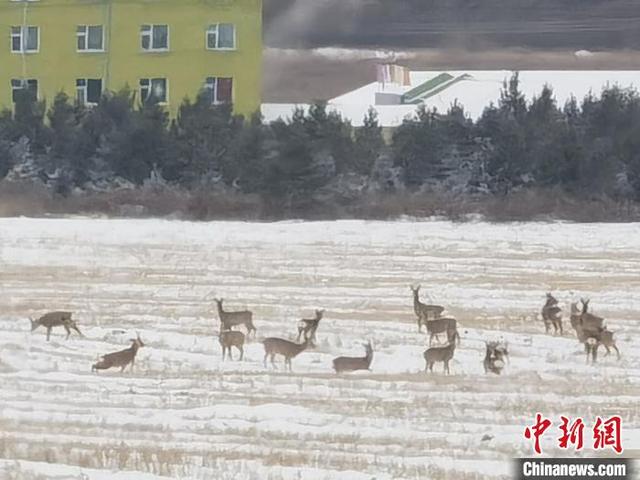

262,70,640,127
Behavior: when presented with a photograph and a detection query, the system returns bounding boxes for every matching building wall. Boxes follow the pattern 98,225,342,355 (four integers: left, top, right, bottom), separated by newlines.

0,0,262,117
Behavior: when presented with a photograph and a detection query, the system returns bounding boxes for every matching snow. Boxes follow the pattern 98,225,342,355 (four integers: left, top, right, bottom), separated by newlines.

1,218,639,479
262,70,640,126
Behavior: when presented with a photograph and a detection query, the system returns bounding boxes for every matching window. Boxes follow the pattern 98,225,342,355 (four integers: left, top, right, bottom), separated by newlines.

140,25,168,51
77,25,104,51
140,78,167,103
206,23,235,50
11,26,39,53
76,79,102,105
11,79,38,102
204,77,233,104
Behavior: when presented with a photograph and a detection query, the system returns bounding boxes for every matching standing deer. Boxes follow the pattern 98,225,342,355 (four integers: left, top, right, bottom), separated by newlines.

214,298,256,337
92,334,144,373
579,299,605,332
424,341,457,374
572,299,619,359
483,341,509,375
263,337,310,371
30,311,83,341
425,317,459,346
219,329,245,361
584,336,599,364
297,309,324,346
333,341,373,373
541,293,562,335
410,285,444,332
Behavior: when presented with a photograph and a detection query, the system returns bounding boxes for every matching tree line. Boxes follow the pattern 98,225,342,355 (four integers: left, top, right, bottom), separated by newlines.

1,74,640,215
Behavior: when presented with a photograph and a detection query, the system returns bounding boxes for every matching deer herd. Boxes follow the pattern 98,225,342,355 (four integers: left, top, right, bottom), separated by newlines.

27,286,621,376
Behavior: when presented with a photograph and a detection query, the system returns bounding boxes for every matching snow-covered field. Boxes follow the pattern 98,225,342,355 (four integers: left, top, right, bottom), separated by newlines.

0,218,639,479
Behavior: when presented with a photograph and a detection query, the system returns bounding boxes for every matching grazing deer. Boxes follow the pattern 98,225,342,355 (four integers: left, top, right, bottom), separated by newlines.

541,293,562,335
425,317,459,346
410,285,444,332
30,311,83,341
483,341,509,375
424,341,456,375
263,337,310,371
333,341,373,373
214,298,256,337
219,329,245,361
92,334,144,373
297,309,324,347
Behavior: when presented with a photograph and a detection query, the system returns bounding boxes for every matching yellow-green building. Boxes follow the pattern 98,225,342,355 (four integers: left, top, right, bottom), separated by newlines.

0,0,262,117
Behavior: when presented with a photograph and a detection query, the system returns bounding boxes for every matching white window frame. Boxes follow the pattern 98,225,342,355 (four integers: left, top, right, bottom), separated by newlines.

204,76,233,105
11,78,38,102
11,25,39,53
139,77,168,104
206,23,236,51
76,78,102,105
140,24,169,52
76,25,104,52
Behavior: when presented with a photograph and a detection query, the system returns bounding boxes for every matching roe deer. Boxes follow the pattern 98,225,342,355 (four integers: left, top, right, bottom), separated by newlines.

332,341,373,373
583,326,620,361
483,341,509,375
584,336,599,364
410,285,444,331
541,293,562,335
425,317,459,346
263,337,310,371
297,309,324,346
579,298,605,332
30,311,83,341
92,334,144,373
219,329,245,361
214,298,256,337
424,341,457,374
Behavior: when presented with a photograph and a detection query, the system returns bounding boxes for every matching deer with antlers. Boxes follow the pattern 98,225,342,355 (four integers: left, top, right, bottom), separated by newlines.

92,334,145,373
30,311,83,341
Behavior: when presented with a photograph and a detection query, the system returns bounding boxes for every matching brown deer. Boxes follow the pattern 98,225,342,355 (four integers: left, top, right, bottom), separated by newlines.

214,298,256,337
219,329,245,361
541,293,562,335
333,341,373,373
424,341,457,374
483,341,509,375
579,299,605,332
263,337,310,371
425,317,459,346
30,311,83,341
92,334,144,373
583,326,620,361
410,285,444,332
297,309,324,346
584,336,599,364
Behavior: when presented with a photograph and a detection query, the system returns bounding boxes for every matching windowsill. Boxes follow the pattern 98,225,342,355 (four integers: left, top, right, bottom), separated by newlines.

77,50,106,54
206,47,237,52
141,49,170,53
11,50,39,54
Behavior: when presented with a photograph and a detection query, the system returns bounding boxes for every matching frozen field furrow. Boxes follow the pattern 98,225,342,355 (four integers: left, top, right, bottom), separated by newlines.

1,218,639,479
